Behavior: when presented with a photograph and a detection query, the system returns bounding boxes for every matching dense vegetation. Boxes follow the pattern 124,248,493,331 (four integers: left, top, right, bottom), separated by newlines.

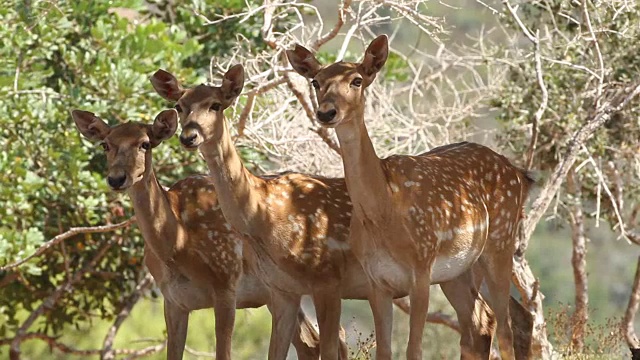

0,0,279,353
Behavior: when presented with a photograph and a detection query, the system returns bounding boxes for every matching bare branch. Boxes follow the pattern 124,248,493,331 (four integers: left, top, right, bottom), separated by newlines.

392,297,460,332
311,0,352,50
101,272,154,360
581,0,605,108
503,0,537,43
10,238,116,360
527,30,548,170
1,333,101,356
524,82,640,240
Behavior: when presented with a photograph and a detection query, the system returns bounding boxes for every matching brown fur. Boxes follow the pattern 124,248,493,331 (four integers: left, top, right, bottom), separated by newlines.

150,66,515,360
287,35,533,359
71,109,342,360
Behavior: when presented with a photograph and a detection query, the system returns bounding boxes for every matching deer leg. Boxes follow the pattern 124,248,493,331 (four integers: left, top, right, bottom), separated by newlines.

441,268,494,360
213,289,236,360
369,284,394,360
313,288,343,360
267,292,300,360
406,267,432,360
164,300,189,360
481,253,515,360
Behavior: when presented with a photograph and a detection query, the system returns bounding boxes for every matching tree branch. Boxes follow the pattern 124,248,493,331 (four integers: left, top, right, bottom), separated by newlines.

567,170,588,353
311,0,352,50
0,217,135,272
10,238,117,360
101,272,154,360
624,257,640,350
523,83,640,241
392,297,460,332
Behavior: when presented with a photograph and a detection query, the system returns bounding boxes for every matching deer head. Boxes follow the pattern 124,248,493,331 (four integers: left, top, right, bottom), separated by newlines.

150,65,244,149
71,109,178,191
286,35,389,127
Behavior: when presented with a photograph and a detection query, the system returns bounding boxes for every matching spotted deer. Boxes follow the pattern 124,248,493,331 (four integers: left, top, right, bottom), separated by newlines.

71,109,342,360
287,35,534,360
149,65,521,359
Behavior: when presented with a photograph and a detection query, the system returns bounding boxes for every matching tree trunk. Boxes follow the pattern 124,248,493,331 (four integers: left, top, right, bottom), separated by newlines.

567,170,588,353
624,257,640,359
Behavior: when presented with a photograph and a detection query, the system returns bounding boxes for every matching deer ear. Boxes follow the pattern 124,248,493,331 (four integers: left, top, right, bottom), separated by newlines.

286,44,322,79
221,64,244,102
150,69,185,101
150,109,178,146
71,110,111,141
357,35,389,86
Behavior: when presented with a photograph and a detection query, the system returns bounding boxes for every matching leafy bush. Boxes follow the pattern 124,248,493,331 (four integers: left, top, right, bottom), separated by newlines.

0,0,277,348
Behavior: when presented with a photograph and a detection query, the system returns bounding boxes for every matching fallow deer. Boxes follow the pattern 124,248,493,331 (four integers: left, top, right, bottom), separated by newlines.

71,109,341,360
150,66,517,359
287,35,534,360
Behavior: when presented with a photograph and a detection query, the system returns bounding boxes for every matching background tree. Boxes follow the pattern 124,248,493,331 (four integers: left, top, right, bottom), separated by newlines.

491,1,640,356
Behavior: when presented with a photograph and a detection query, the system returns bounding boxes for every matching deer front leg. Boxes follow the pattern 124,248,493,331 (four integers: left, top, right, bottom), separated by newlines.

369,284,394,360
313,287,344,360
406,267,433,360
267,291,301,360
164,299,189,360
213,289,237,360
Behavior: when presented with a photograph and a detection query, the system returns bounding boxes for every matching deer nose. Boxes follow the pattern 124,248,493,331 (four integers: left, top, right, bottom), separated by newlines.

180,128,200,147
316,109,337,123
107,175,126,189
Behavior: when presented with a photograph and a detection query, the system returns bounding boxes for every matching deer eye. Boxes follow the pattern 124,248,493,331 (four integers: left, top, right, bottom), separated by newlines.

174,104,183,113
311,80,320,89
140,142,150,150
351,77,363,87
100,142,109,151
210,103,221,112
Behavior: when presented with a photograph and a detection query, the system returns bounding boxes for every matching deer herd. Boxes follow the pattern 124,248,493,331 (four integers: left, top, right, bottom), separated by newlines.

72,35,534,360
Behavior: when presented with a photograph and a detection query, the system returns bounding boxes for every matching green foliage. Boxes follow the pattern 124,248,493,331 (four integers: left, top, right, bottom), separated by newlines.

0,0,282,350
493,1,640,169
145,0,290,69
17,299,274,360
492,2,640,225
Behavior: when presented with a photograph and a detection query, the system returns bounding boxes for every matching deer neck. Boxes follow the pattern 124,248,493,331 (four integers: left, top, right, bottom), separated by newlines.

127,164,180,263
334,115,393,225
198,117,265,236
